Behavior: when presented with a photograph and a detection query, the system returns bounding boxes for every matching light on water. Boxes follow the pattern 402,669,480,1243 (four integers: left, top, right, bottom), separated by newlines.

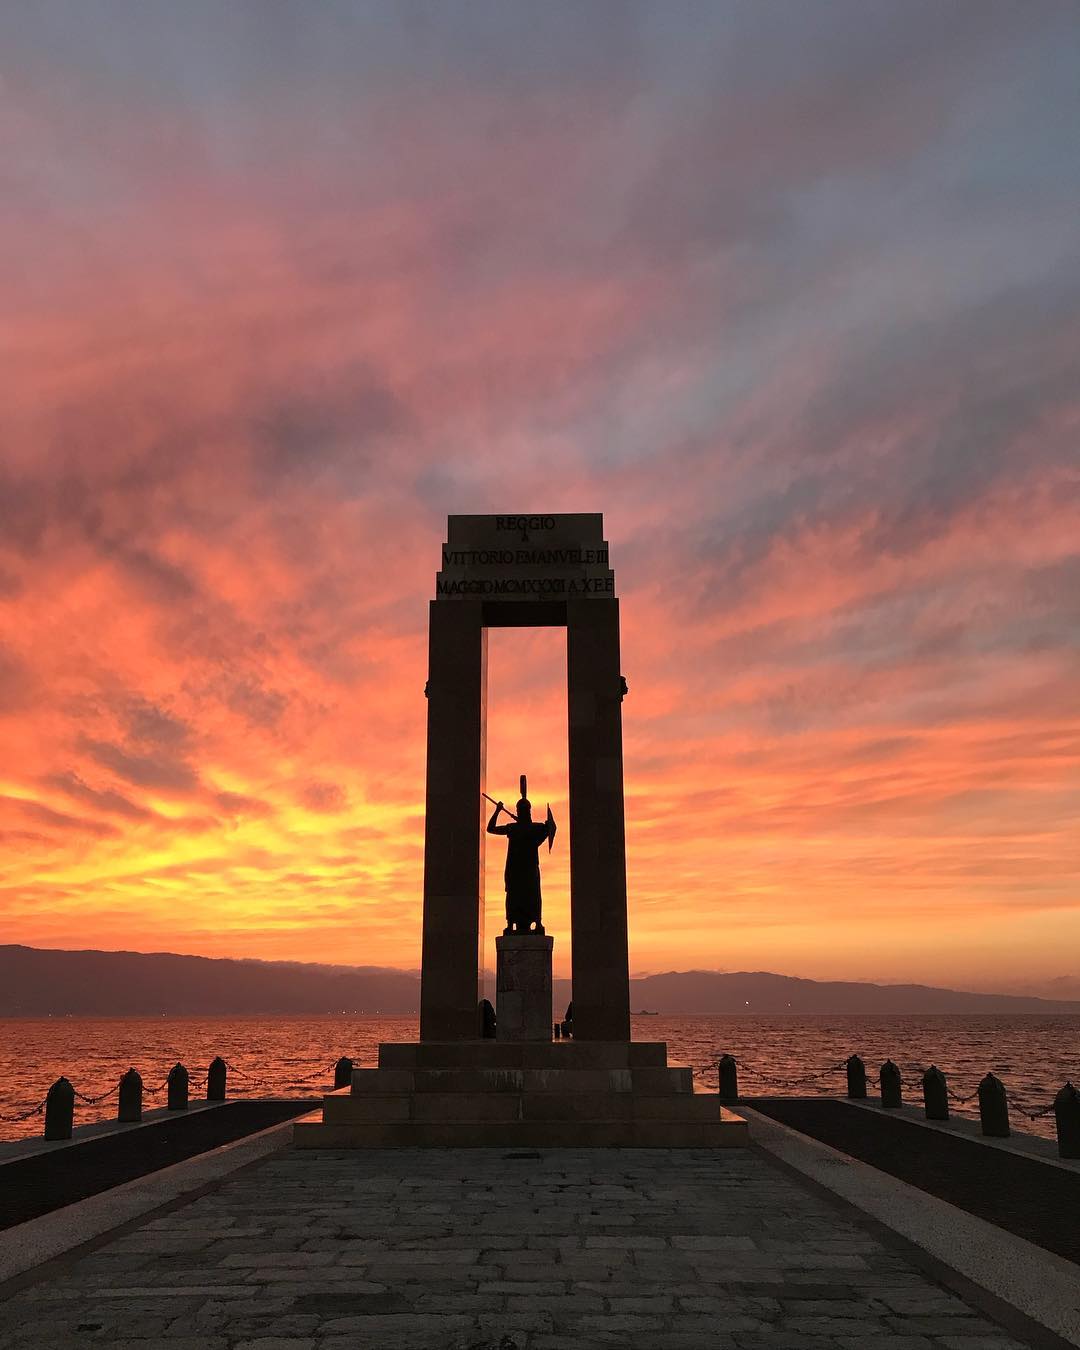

1,1013,1076,1143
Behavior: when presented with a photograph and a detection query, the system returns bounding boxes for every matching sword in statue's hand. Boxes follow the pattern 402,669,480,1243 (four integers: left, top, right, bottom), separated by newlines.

482,792,517,821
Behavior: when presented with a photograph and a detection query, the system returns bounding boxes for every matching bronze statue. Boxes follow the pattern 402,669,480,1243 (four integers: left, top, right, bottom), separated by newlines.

485,775,556,935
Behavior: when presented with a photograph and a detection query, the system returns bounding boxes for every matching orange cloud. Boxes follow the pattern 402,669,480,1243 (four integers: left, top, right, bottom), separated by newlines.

2,2,1079,991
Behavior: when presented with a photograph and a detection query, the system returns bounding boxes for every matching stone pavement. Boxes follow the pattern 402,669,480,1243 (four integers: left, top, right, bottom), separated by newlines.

0,1146,1034,1349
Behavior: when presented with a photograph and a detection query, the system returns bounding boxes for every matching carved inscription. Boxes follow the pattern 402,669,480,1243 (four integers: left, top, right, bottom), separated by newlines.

436,513,615,602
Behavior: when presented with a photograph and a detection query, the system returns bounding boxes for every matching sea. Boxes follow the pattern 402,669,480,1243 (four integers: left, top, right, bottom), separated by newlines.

2,1013,1076,1143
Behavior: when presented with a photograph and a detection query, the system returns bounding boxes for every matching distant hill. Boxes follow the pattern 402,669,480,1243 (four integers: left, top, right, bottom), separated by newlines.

0,945,421,1015
606,969,1080,1015
1,945,1077,1016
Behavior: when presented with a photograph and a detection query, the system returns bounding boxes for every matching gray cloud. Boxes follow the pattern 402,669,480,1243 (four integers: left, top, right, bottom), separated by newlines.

299,781,347,813
45,771,154,820
4,794,120,838
80,738,201,792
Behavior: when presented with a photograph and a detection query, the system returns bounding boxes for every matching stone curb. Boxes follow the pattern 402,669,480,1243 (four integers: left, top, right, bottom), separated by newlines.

740,1103,1080,1348
0,1108,319,1289
839,1094,1080,1173
0,1099,229,1165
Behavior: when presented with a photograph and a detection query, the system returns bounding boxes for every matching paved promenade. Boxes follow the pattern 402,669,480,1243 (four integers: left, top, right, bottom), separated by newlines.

0,1145,1033,1349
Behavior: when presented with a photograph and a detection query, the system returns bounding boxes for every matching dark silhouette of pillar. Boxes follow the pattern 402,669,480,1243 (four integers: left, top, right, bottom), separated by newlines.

118,1068,142,1122
567,598,630,1042
167,1062,189,1111
978,1073,1009,1136
879,1060,901,1108
1054,1082,1080,1158
207,1057,227,1101
718,1055,739,1100
44,1077,74,1140
846,1055,867,1098
922,1066,949,1120
420,600,487,1040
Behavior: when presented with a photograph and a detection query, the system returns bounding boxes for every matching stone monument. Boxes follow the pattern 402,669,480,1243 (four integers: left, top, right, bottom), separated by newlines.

294,514,748,1148
489,774,555,1041
420,514,630,1043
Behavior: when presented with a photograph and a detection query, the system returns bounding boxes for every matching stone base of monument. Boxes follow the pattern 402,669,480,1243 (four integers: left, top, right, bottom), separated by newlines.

293,1040,749,1148
495,932,553,1041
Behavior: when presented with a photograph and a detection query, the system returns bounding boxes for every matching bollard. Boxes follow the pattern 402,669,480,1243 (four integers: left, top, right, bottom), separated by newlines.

118,1068,143,1122
846,1054,867,1099
44,1077,75,1140
718,1054,739,1101
334,1056,353,1089
977,1072,1009,1137
478,999,496,1040
207,1057,227,1102
1054,1082,1080,1159
922,1066,949,1121
167,1062,189,1111
879,1060,901,1108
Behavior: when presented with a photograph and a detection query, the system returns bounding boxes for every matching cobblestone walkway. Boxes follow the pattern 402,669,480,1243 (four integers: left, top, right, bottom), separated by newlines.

0,1146,1031,1349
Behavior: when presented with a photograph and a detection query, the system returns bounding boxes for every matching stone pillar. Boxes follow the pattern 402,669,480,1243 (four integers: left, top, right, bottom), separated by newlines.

496,934,554,1041
419,600,487,1040
566,598,631,1042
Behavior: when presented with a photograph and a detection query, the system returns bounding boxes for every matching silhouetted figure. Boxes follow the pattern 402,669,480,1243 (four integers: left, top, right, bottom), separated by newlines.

487,775,556,935
478,998,496,1039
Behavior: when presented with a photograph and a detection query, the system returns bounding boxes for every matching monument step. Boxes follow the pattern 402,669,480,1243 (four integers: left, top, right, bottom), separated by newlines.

294,1110,749,1150
351,1065,693,1096
376,1041,669,1071
324,1089,725,1126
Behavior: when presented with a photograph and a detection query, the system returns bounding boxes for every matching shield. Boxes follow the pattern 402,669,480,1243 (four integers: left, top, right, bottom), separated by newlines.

546,803,557,851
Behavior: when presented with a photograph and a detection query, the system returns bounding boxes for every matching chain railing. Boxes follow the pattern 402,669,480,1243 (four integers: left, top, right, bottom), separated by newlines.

0,1097,49,1124
0,1053,347,1143
4,1049,1077,1159
705,1052,1078,1157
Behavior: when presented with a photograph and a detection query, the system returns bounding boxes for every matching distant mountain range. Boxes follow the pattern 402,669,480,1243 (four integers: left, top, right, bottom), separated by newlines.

1,945,1078,1017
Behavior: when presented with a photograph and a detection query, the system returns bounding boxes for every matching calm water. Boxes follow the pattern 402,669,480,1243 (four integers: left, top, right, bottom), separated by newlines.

2,1013,1076,1142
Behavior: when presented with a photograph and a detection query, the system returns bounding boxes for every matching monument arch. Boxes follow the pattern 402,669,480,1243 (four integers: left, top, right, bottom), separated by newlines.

419,513,631,1042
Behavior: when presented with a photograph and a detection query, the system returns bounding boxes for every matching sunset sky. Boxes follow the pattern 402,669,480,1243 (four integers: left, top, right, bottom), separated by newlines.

2,2,1078,993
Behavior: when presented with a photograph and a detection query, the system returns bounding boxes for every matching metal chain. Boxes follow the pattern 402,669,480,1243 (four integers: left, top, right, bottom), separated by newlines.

292,1062,340,1082
734,1060,847,1089
73,1080,122,1105
0,1057,345,1129
0,1097,48,1123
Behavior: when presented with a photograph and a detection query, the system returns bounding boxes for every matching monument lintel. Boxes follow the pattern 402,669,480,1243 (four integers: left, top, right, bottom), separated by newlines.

436,511,615,604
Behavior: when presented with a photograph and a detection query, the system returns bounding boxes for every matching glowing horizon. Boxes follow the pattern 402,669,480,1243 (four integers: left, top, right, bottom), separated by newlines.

1,3,1078,995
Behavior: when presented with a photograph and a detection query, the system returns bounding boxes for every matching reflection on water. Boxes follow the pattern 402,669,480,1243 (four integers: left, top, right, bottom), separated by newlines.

1,1012,1076,1142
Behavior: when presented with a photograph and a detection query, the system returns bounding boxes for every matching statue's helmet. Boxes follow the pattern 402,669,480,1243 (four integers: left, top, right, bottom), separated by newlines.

516,797,532,819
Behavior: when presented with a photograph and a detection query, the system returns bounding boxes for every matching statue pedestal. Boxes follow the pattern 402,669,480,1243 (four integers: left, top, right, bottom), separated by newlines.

495,933,554,1042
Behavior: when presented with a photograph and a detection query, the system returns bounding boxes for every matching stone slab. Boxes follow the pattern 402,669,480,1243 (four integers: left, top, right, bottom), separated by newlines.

0,1111,312,1285
292,1115,749,1148
322,1090,736,1129
2,1143,1053,1350
376,1039,668,1070
741,1103,1080,1347
348,1065,689,1095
